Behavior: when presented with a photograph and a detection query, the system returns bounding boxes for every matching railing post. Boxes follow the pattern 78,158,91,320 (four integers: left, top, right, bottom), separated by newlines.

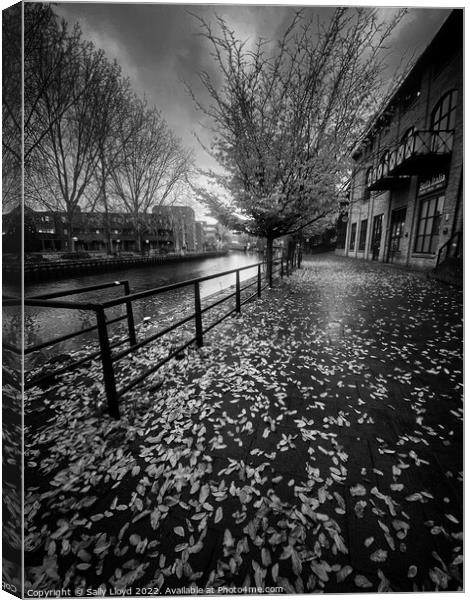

281,258,284,278
194,281,204,347
235,271,241,313
123,281,137,346
269,260,273,289
257,264,262,297
96,306,119,419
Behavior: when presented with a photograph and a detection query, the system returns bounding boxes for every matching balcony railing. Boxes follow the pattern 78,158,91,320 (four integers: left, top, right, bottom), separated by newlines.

390,129,454,176
366,129,454,190
366,162,409,191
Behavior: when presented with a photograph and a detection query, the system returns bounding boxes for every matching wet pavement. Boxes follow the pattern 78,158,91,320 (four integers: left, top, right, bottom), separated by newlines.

24,254,463,594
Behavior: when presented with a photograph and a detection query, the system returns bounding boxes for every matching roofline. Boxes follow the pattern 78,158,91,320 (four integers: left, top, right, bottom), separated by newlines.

351,9,462,157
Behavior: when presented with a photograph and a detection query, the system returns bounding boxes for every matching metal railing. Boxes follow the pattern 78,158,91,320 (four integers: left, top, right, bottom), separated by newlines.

3,280,136,387
367,129,454,189
436,230,462,267
3,257,296,418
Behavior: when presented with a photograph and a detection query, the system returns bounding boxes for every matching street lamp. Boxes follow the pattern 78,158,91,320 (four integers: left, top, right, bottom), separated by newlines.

116,239,121,256
72,236,78,253
145,239,150,256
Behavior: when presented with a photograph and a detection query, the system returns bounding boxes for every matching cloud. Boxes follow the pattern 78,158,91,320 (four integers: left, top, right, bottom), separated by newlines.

54,3,451,190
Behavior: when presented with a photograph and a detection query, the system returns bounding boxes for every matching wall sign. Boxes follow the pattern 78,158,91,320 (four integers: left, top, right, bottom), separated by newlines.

418,173,447,195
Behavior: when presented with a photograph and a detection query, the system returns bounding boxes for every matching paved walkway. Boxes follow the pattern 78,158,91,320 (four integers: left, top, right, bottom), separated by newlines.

25,254,463,594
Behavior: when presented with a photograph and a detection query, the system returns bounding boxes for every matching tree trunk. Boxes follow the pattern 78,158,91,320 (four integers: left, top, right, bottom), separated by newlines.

297,230,303,268
103,186,113,254
266,236,274,288
134,216,142,253
67,213,74,252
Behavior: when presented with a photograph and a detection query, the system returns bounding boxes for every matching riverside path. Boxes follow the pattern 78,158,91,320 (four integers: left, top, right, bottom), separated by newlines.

23,254,463,594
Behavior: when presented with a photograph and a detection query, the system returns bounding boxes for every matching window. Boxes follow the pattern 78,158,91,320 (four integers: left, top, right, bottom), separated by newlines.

370,214,383,260
349,223,357,251
431,91,457,131
402,126,415,152
358,219,368,251
381,151,390,178
414,195,445,254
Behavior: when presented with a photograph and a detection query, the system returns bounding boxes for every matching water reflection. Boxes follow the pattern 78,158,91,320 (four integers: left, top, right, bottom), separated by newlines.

3,253,262,359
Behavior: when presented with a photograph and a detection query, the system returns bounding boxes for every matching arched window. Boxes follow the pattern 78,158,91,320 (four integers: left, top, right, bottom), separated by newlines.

401,126,415,157
380,151,390,178
401,127,415,143
431,91,458,131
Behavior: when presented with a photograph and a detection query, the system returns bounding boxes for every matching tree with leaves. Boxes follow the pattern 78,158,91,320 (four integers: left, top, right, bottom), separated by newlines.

191,8,405,283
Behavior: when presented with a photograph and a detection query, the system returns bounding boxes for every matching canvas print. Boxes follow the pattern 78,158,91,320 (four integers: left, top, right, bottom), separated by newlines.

2,2,463,597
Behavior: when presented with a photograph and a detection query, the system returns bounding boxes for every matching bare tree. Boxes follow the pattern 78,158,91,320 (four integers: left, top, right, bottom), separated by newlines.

190,8,405,282
85,65,135,253
21,5,91,169
2,3,21,209
29,36,118,249
110,99,193,252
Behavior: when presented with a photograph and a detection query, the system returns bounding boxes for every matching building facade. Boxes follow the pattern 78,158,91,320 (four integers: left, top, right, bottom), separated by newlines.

337,10,463,270
194,221,205,252
25,205,199,253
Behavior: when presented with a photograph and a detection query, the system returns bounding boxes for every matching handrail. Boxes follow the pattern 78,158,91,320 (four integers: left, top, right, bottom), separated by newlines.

15,257,293,418
368,128,455,188
6,298,97,310
436,231,462,267
4,280,128,304
99,261,266,309
26,280,127,300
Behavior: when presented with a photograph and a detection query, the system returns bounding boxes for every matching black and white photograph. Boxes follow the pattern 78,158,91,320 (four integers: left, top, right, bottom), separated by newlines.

2,1,464,597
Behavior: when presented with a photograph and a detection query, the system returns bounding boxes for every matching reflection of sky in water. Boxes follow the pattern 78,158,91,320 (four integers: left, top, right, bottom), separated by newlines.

3,254,263,362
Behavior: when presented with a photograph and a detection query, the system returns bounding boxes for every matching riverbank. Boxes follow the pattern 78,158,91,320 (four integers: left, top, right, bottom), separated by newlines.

3,250,229,284
22,255,462,593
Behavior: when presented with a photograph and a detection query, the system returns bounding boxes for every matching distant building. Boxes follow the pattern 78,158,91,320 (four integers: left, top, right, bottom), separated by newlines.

18,205,198,253
202,221,219,250
337,10,462,269
151,205,196,251
194,221,205,252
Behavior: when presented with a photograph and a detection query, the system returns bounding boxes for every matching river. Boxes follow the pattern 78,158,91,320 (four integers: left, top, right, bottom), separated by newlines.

3,252,264,360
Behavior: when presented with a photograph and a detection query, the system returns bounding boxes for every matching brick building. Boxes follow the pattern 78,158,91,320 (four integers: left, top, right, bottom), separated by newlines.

337,10,463,270
26,205,198,253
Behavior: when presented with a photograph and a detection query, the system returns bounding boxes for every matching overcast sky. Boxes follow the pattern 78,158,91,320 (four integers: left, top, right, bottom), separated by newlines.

54,2,451,217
